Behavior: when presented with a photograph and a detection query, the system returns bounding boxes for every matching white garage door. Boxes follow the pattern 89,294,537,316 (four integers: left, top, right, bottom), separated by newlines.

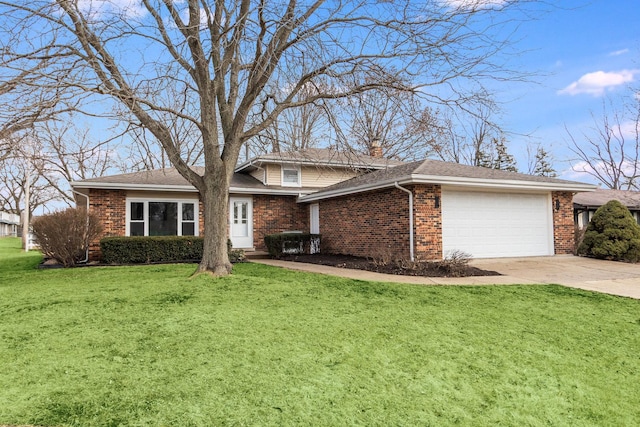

441,190,553,258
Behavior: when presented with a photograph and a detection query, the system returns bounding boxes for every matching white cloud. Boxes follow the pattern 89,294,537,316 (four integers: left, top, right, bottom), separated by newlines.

558,70,639,97
442,0,507,9
76,0,148,19
609,48,629,57
620,119,640,140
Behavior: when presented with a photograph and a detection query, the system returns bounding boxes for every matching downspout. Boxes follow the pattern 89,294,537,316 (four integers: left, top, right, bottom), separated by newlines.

394,182,414,262
71,189,90,264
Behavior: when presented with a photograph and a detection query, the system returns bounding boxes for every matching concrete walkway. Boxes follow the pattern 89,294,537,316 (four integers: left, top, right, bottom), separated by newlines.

251,255,640,299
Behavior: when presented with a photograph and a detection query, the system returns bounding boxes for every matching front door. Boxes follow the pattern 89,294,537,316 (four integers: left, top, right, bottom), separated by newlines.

229,197,253,249
309,203,320,254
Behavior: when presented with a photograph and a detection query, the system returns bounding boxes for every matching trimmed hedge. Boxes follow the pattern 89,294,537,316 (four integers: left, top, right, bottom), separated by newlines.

264,233,321,258
100,236,244,264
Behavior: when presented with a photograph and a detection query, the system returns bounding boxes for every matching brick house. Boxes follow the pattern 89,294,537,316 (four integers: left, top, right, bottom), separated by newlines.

71,149,596,262
70,149,403,260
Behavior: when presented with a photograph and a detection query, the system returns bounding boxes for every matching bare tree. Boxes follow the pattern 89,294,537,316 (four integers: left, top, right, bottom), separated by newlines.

252,82,329,155
34,120,116,204
337,84,443,161
0,27,80,160
1,0,537,276
0,145,59,218
0,119,115,216
432,104,515,169
568,100,640,190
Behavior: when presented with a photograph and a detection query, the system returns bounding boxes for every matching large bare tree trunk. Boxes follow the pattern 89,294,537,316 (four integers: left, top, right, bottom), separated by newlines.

197,167,232,276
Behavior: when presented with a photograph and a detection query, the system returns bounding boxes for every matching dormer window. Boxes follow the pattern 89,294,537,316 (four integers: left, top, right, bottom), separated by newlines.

282,165,301,187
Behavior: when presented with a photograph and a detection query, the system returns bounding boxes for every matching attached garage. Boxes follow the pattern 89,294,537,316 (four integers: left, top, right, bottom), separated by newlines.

441,189,553,258
299,158,597,261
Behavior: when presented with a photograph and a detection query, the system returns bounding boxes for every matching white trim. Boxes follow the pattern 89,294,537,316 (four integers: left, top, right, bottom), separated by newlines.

235,157,398,173
546,192,555,255
125,196,199,237
229,196,253,248
72,182,198,191
310,203,320,234
70,180,315,196
299,175,597,203
281,164,301,187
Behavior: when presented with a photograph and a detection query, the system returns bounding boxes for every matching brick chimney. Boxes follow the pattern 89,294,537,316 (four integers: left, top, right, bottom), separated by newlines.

369,137,383,158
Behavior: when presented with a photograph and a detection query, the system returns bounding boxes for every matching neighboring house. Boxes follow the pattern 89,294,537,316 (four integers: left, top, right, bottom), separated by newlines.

573,188,640,228
70,149,403,260
71,149,596,262
0,211,20,237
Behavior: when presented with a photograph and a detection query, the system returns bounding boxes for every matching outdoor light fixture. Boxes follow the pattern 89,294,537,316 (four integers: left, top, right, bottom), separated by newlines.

434,195,440,208
555,199,560,211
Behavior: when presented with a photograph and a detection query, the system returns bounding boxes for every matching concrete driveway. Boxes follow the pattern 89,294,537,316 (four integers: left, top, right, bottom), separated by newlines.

254,255,640,299
470,255,640,299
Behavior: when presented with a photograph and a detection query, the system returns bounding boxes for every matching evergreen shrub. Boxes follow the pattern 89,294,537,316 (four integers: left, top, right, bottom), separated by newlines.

577,199,640,262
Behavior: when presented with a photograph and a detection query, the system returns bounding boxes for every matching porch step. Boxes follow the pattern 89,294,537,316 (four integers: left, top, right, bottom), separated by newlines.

244,250,270,260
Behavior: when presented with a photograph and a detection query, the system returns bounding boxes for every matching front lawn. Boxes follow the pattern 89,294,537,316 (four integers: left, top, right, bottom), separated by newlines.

1,237,639,426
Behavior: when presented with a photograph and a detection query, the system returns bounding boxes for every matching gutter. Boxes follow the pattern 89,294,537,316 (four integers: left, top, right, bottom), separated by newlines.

70,180,314,197
394,182,414,262
299,175,598,203
71,189,90,264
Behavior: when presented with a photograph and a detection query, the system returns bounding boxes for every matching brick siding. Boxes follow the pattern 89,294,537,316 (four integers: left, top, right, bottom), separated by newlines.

552,191,575,254
412,185,443,260
87,189,308,259
252,194,308,250
319,187,412,259
86,186,576,262
88,189,127,261
318,185,443,260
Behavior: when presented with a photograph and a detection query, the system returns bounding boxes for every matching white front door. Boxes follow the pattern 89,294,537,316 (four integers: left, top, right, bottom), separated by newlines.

309,203,320,254
229,197,253,249
310,203,320,234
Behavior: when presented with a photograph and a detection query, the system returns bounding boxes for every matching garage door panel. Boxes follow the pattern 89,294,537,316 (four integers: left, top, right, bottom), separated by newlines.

441,190,552,258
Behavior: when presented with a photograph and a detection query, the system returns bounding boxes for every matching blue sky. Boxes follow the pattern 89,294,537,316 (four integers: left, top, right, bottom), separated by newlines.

492,0,639,181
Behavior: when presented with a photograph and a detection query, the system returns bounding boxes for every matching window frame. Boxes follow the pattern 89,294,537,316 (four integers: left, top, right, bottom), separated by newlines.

281,164,301,187
126,198,199,237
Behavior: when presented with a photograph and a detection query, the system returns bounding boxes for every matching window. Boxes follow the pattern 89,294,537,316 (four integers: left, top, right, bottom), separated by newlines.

127,200,198,236
281,165,301,187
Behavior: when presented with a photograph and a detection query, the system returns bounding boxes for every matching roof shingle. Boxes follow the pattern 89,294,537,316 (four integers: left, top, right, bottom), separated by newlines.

306,158,591,197
573,188,640,209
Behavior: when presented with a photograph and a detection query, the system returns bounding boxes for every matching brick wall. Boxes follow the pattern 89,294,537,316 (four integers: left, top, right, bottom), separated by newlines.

552,191,575,254
412,185,443,260
88,189,127,261
317,185,443,261
252,195,308,250
318,187,412,259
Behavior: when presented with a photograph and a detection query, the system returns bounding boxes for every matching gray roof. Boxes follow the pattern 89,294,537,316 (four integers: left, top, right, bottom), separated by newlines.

236,148,404,171
300,159,596,201
573,188,640,209
71,167,317,194
75,167,249,187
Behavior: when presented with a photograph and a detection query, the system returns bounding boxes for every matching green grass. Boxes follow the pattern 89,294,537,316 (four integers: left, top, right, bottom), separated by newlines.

1,237,639,426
